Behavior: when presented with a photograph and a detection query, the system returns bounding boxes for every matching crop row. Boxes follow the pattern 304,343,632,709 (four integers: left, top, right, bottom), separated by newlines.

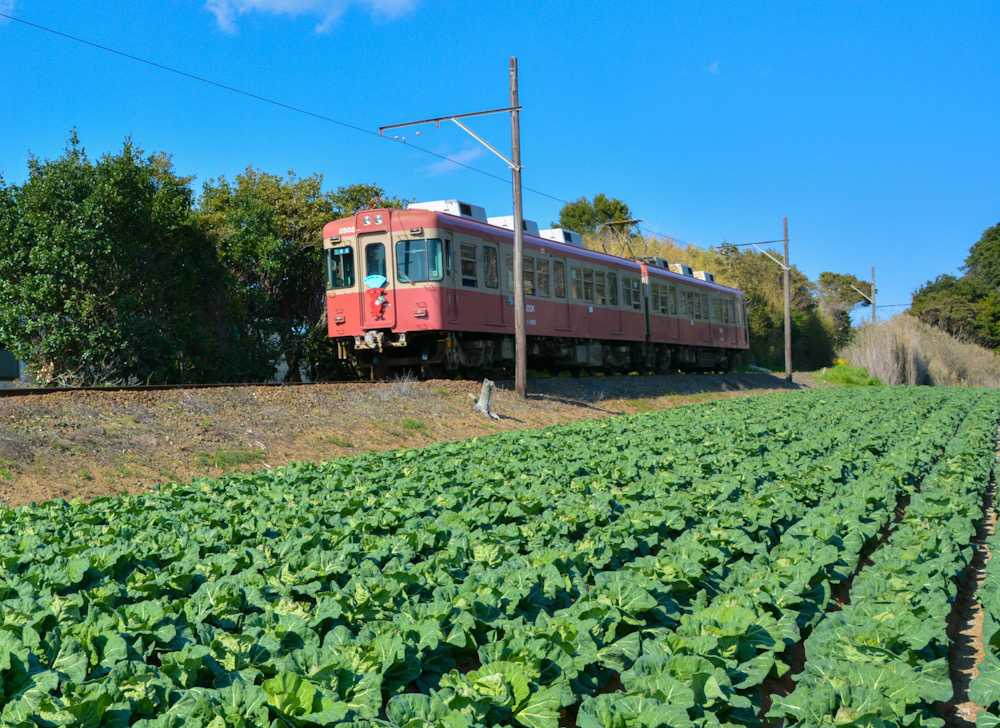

768,392,1000,727
968,483,1000,727
575,388,980,726
0,388,996,727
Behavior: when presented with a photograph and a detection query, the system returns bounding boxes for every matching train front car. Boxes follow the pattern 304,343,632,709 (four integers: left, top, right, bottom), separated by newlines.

324,207,452,379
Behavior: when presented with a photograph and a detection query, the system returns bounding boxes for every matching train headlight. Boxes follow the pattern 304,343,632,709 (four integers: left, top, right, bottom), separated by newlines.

362,216,371,226
374,215,384,224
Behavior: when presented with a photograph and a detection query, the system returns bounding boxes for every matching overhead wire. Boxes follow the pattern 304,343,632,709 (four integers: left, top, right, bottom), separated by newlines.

0,11,570,205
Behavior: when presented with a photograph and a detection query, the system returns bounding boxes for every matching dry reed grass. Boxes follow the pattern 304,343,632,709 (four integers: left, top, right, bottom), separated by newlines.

841,315,1000,387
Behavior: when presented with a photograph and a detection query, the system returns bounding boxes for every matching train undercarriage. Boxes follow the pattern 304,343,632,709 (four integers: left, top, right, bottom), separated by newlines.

344,331,741,380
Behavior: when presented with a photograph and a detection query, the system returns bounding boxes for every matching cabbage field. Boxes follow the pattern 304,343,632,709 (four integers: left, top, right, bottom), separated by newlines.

0,387,998,727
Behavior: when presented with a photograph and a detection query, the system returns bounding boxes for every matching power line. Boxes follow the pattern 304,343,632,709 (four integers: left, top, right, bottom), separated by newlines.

0,11,569,205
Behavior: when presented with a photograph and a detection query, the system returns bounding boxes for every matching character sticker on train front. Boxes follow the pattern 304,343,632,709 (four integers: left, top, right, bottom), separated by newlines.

365,274,389,320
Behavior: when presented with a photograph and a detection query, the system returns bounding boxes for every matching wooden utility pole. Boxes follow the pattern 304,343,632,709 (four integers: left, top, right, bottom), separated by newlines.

783,217,792,383
510,58,527,399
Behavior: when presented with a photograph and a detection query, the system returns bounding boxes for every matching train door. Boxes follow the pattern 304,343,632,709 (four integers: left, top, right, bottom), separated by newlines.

359,234,397,329
608,271,623,334
701,292,713,344
665,284,681,341
482,243,504,326
444,237,459,322
553,258,571,331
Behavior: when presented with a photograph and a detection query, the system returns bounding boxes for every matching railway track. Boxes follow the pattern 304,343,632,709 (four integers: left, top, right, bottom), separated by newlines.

0,379,363,398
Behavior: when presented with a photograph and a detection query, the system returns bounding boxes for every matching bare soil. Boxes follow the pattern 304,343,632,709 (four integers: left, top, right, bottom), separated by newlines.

0,372,812,509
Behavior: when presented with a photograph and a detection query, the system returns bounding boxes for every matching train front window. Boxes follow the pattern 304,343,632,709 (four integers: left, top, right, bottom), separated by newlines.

395,238,443,283
365,243,386,278
326,246,355,289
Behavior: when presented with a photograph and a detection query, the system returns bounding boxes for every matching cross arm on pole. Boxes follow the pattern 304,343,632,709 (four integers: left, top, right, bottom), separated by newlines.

450,118,519,170
849,284,875,304
380,106,524,171
751,244,790,271
379,106,521,134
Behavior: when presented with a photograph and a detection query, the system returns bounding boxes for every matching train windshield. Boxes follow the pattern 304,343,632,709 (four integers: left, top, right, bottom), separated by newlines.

395,238,443,283
326,246,355,289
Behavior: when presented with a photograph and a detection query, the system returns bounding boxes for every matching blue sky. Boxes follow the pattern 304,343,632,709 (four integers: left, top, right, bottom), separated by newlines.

2,1,998,317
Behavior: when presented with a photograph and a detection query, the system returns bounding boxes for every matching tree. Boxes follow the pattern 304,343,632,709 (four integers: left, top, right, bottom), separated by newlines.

197,174,406,381
906,223,1000,351
817,272,873,348
0,134,228,385
964,222,1000,289
329,182,408,217
553,194,632,234
909,274,1000,349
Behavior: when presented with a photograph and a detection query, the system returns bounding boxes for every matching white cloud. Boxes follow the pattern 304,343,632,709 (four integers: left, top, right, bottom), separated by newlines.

206,0,418,33
0,1,17,17
417,147,486,177
705,60,721,74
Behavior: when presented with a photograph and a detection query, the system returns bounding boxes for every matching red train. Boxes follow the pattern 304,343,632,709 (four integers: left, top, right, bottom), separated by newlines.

323,200,749,378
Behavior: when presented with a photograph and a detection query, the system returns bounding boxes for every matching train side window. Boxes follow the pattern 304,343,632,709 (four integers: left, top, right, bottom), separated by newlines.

395,238,443,283
483,246,499,289
366,243,386,278
326,246,355,289
608,272,618,306
702,294,709,320
460,243,478,287
554,260,567,298
505,252,514,290
651,284,660,313
595,271,606,305
583,268,594,302
444,239,453,278
570,267,583,299
693,293,702,319
668,285,677,314
630,279,642,310
730,300,736,324
523,256,535,296
536,259,551,297
723,299,730,323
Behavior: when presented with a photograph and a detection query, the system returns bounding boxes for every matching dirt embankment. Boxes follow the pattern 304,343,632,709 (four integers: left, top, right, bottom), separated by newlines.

0,372,811,508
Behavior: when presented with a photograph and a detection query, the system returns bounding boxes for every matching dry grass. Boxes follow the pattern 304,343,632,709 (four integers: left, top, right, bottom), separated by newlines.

842,315,1000,387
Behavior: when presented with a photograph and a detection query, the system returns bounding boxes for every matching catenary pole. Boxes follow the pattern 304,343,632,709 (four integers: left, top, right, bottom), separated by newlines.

783,218,792,383
510,58,527,399
379,61,526,397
